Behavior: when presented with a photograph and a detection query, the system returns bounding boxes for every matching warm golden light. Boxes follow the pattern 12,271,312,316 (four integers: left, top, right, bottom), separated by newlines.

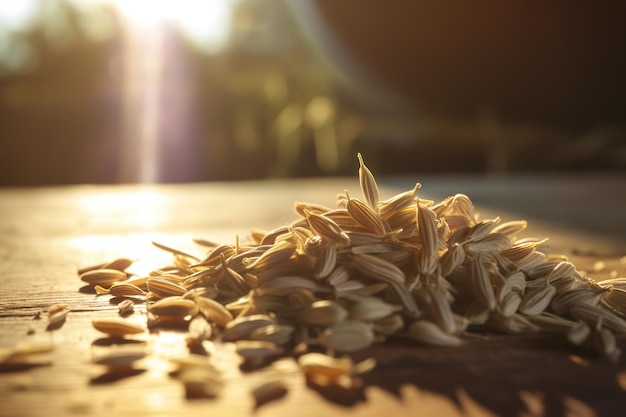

105,0,235,183
106,0,233,52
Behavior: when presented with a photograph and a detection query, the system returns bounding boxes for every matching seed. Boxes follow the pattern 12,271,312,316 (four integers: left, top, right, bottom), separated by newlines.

345,190,387,237
298,300,348,326
250,324,295,345
187,315,213,341
380,183,421,219
92,318,145,337
349,297,401,322
602,287,626,315
318,320,375,352
298,352,354,385
109,282,146,297
313,240,337,279
146,277,187,298
471,253,497,311
294,201,333,218
304,210,350,246
551,288,605,315
526,313,591,346
192,244,235,268
103,257,135,272
592,328,620,360
408,320,462,347
222,314,276,342
518,285,556,316
357,153,380,211
47,304,70,329
148,297,199,318
353,253,405,285
569,304,626,334
252,380,288,409
80,269,127,287
117,299,135,316
440,243,466,277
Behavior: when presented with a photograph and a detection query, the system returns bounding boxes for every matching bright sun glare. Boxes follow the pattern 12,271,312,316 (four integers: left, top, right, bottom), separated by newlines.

106,0,233,53
0,0,235,183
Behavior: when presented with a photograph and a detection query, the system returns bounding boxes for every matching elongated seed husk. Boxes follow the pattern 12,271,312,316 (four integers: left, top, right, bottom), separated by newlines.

408,320,463,347
149,297,199,318
80,269,127,287
318,320,375,352
357,153,380,211
92,318,145,337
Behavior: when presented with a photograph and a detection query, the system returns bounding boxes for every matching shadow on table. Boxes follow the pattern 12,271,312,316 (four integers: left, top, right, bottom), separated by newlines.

304,333,626,417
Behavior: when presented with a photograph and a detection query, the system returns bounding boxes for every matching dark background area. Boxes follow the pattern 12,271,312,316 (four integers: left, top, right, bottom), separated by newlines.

0,0,625,186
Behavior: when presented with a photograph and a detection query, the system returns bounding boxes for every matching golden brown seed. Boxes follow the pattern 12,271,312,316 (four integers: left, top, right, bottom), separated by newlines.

117,299,135,316
92,318,145,337
304,210,350,246
357,153,380,211
146,278,187,298
80,269,127,287
345,190,387,237
47,304,70,327
148,297,199,318
298,352,354,384
191,295,234,327
109,282,146,297
103,257,135,272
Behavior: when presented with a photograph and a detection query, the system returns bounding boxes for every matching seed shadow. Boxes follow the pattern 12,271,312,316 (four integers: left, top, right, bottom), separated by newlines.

305,377,367,407
79,285,97,295
91,337,146,347
89,368,146,385
350,333,626,417
45,317,66,332
0,362,51,373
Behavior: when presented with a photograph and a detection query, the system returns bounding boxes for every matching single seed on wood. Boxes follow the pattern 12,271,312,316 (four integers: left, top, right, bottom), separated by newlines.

252,380,288,409
80,269,127,287
92,318,145,337
117,299,135,316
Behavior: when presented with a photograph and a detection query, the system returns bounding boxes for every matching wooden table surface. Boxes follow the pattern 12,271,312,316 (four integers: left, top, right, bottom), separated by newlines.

1,174,625,417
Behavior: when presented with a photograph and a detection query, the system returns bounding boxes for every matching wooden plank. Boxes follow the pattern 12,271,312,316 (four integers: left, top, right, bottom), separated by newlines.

1,176,625,417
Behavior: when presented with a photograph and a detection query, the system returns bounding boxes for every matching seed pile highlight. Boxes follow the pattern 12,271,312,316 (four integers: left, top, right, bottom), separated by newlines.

80,153,626,369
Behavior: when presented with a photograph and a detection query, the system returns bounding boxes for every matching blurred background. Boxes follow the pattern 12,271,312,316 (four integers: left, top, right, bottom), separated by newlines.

0,0,625,186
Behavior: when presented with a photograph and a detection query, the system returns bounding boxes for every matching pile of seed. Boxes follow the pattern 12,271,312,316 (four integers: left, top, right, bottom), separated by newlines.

80,153,626,385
